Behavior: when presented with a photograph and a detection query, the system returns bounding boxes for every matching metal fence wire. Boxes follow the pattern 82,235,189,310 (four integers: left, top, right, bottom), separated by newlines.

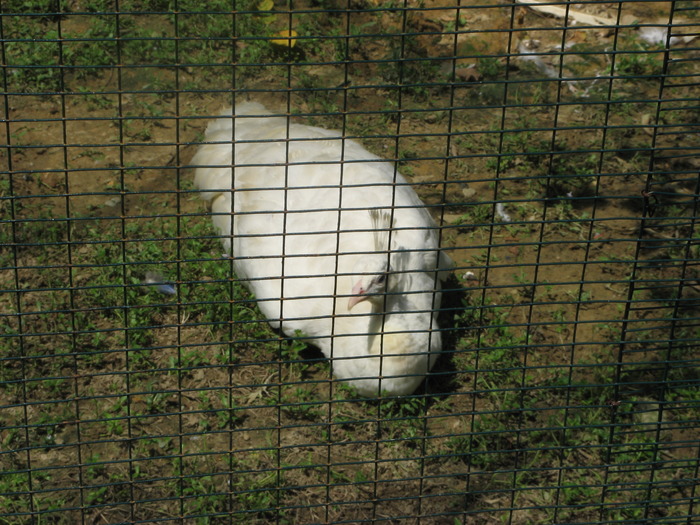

1,1,699,523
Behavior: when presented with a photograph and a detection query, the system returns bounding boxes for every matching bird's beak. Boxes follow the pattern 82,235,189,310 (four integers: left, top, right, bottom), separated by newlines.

348,281,367,310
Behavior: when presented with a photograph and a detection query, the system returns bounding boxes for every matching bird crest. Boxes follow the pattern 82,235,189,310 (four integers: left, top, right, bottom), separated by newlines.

369,208,394,253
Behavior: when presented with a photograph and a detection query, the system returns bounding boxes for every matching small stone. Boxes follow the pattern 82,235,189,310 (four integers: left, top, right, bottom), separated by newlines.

462,187,476,199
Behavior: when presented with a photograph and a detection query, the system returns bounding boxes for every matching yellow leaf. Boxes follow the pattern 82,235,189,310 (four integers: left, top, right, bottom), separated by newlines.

256,0,275,24
271,30,298,48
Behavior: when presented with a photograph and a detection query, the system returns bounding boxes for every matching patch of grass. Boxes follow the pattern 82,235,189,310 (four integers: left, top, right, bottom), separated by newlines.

2,0,279,93
616,42,665,78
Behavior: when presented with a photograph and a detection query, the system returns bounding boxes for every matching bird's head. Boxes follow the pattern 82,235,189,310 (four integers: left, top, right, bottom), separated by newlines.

348,256,390,310
348,209,398,310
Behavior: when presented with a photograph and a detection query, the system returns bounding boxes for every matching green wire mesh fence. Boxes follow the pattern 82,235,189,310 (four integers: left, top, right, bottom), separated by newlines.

1,1,699,523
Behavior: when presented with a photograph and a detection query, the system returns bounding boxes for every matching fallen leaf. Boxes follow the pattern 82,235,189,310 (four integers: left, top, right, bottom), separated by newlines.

455,66,482,82
256,0,275,25
271,29,298,48
257,0,274,11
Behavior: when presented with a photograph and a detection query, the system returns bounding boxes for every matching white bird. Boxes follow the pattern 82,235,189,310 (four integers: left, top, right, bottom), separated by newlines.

192,102,452,397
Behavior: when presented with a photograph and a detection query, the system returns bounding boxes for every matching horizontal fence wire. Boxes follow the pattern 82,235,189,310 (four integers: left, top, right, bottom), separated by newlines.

1,1,699,524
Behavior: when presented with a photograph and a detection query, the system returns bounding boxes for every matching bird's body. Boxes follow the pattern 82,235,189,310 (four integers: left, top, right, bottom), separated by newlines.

193,102,451,396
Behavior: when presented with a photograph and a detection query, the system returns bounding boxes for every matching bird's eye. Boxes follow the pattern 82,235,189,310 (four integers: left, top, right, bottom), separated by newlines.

376,273,387,284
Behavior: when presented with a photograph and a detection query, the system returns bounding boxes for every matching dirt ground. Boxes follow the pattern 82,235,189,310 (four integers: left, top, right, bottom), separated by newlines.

1,1,699,524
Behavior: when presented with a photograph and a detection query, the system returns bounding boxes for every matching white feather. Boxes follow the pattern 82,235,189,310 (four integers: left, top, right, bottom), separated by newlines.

192,102,452,396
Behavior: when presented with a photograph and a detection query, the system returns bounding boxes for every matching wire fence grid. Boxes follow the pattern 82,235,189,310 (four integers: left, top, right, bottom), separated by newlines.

1,1,699,524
